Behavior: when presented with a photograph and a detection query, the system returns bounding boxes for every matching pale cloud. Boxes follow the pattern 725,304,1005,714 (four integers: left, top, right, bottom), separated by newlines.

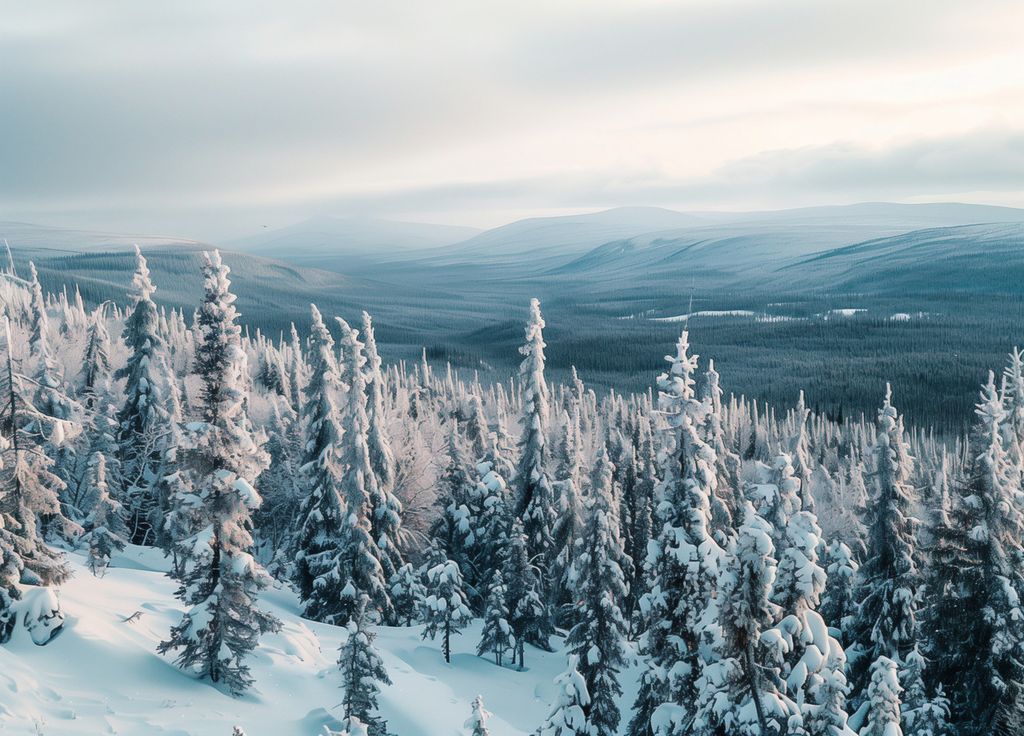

0,0,1022,239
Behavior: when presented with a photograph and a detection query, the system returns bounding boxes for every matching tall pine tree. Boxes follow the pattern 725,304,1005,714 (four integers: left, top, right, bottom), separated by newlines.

361,311,405,586
514,299,557,631
565,444,630,736
293,305,350,621
337,594,391,736
158,251,279,695
115,246,172,544
332,317,393,623
631,331,722,736
849,386,919,698
927,373,1024,734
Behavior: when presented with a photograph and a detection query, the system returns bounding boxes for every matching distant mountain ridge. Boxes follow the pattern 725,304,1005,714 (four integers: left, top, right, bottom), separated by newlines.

228,216,480,254
224,202,1024,277
429,206,708,259
0,220,208,254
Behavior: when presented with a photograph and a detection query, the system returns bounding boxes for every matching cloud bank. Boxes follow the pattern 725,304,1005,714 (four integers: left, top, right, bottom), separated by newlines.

1,0,1022,238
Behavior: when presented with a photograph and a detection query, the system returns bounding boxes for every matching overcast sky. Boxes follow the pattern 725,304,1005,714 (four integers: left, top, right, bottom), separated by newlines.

1,0,1023,240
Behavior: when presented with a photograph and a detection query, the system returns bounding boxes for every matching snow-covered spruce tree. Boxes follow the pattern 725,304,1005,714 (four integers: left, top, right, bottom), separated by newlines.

158,251,279,695
615,433,638,570
477,569,515,667
630,330,722,736
388,562,425,627
769,507,853,732
431,427,478,598
0,515,21,643
2,239,14,276
693,502,798,736
819,540,859,645
926,373,1024,734
465,695,492,736
78,305,113,412
860,656,903,736
26,264,82,536
70,306,122,518
918,453,957,641
905,688,951,736
0,315,71,593
286,321,305,412
744,400,770,462
473,455,512,589
255,340,290,398
625,414,656,629
115,245,172,544
157,377,203,579
293,304,350,620
606,422,634,572
760,450,802,557
420,556,472,663
502,517,546,669
565,444,630,736
513,299,557,624
361,311,405,585
550,408,583,621
840,458,870,561
332,317,393,623
848,386,919,698
900,645,951,736
538,655,591,736
701,358,741,534
416,538,448,583
492,389,518,477
464,385,492,462
26,263,76,426
772,509,826,619
803,647,857,736
254,397,303,572
337,594,391,736
1001,347,1024,467
917,460,961,735
81,452,127,577
789,390,816,513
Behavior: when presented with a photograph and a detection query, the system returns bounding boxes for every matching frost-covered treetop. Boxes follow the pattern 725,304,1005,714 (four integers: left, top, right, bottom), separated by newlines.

538,654,591,736
27,262,50,353
128,244,157,303
658,330,699,406
518,297,550,434
875,382,914,485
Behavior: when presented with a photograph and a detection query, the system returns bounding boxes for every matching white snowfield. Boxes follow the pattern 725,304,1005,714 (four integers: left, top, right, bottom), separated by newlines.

0,547,640,736
651,310,758,322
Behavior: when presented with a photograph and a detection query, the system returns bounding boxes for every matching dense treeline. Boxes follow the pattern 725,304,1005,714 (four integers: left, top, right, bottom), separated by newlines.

1,248,1022,734
16,245,1024,435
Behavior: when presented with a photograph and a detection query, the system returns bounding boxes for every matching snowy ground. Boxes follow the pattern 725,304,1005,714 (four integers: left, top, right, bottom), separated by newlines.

0,547,641,736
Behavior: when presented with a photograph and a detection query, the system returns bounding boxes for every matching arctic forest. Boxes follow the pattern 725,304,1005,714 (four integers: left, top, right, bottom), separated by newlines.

5,1,1024,734
1,241,1021,736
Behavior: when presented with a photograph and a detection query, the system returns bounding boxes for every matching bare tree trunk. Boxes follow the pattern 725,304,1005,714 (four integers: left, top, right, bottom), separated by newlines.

744,643,771,736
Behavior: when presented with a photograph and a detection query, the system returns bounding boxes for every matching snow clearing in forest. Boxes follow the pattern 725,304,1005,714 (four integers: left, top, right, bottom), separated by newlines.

0,546,641,736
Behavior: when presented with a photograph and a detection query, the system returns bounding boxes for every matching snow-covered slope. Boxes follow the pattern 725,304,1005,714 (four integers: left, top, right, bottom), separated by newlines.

228,217,480,259
701,201,1024,229
0,547,639,736
0,221,208,255
422,207,707,263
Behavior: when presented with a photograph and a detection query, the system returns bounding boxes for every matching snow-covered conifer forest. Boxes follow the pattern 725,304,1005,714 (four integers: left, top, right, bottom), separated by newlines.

2,246,1022,735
